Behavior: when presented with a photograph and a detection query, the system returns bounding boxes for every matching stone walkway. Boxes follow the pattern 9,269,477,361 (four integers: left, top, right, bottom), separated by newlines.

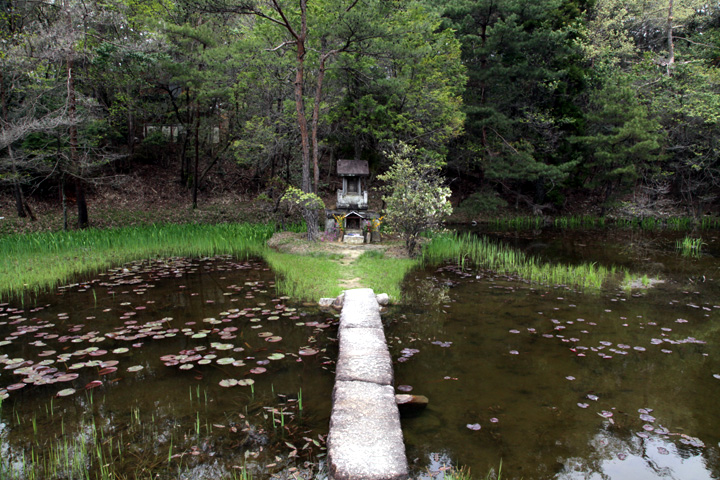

327,288,409,480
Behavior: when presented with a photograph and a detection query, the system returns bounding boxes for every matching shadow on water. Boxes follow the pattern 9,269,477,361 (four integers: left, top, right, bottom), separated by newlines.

390,228,720,479
0,256,336,479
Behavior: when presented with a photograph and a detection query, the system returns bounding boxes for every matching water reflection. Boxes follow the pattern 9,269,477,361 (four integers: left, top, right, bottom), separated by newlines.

0,256,335,479
392,231,720,479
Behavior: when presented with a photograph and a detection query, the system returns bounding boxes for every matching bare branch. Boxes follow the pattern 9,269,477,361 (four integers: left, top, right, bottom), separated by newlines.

266,40,296,52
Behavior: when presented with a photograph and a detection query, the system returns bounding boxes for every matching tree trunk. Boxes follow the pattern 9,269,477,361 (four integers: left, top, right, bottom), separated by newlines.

67,56,88,229
13,182,27,218
192,103,199,209
76,178,89,229
311,52,332,194
292,1,318,240
127,86,135,155
61,176,68,231
666,0,675,75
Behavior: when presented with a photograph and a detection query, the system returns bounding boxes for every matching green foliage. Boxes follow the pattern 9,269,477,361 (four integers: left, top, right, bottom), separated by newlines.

437,0,588,198
457,190,508,216
379,142,453,256
280,186,325,214
571,73,664,206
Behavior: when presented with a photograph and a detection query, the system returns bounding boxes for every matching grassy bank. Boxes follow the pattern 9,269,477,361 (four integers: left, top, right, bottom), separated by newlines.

265,248,418,301
2,224,620,303
423,232,617,290
0,223,277,301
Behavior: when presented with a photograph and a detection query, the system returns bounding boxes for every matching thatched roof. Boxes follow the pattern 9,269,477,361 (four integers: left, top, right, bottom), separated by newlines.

337,159,369,176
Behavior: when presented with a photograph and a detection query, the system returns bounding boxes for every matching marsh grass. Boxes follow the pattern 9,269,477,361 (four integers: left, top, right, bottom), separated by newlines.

0,223,279,301
676,236,704,258
423,233,615,291
0,397,257,480
553,215,606,229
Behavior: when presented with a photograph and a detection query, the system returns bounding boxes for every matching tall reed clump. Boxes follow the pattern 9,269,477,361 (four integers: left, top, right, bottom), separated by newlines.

676,236,704,258
0,223,277,301
423,233,614,291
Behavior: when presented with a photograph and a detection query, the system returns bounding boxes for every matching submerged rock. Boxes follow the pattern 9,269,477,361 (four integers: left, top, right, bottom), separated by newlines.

395,394,429,417
319,298,335,308
332,293,345,310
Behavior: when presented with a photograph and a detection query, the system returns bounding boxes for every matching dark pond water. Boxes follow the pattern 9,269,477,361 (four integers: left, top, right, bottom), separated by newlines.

0,256,336,479
391,227,720,479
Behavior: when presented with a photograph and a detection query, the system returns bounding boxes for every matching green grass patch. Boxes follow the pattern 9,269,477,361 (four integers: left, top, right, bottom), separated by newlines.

350,250,418,300
264,249,346,301
0,223,276,301
423,233,616,291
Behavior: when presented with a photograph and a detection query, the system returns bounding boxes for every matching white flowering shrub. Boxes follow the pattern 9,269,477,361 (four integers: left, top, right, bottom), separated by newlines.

378,143,452,256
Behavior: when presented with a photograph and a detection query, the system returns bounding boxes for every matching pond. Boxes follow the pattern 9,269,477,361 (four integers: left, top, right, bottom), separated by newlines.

391,227,720,479
0,256,336,479
1,228,719,480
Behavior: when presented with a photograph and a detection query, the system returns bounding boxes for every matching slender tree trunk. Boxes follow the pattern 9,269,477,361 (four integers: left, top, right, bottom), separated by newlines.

13,183,27,218
666,0,675,75
61,175,68,231
480,21,488,152
291,0,318,241
192,108,199,209
67,57,88,229
76,178,88,228
127,85,135,155
311,52,334,194
295,3,311,195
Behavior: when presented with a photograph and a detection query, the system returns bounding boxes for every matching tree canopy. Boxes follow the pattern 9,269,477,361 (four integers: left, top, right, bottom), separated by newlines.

3,0,720,228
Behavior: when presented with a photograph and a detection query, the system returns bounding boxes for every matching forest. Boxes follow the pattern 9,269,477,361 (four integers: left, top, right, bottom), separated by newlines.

2,0,720,229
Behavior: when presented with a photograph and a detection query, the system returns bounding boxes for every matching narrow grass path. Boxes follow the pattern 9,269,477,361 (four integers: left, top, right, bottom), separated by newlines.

265,232,419,300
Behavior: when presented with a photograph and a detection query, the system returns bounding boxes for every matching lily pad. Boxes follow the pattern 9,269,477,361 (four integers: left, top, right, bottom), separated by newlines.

267,353,285,361
127,365,144,372
57,388,76,397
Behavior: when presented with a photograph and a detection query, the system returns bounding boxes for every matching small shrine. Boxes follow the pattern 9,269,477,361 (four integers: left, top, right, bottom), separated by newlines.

326,159,381,244
336,159,369,210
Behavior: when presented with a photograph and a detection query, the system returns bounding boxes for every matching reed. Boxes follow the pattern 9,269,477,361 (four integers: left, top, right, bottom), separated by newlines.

423,233,614,291
676,236,704,258
490,216,545,230
701,217,720,230
553,215,606,229
0,223,276,301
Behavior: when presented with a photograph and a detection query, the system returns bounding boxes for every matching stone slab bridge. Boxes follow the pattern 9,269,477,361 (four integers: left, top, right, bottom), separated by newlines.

326,288,409,480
